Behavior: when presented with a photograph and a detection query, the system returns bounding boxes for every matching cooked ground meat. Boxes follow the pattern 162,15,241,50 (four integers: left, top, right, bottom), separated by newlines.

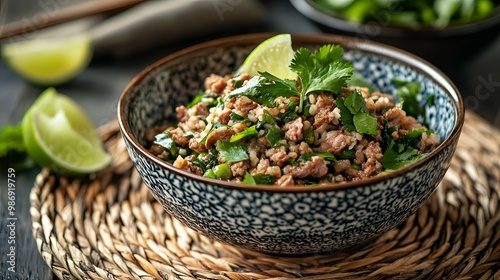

149,71,439,187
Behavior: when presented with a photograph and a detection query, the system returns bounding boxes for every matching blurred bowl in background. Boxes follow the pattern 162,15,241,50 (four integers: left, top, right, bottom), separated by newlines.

290,0,500,69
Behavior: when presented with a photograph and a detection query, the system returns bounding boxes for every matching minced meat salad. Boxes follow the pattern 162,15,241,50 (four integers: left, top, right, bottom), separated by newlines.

146,44,439,186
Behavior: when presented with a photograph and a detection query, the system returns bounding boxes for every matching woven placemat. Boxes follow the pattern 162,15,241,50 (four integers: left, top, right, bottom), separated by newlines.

30,111,500,280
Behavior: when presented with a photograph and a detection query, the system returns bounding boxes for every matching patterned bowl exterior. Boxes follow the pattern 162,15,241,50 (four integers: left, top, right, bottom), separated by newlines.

118,34,464,254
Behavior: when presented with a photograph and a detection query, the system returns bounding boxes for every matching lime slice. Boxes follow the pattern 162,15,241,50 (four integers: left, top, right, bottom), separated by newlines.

237,34,296,80
22,88,111,174
1,33,92,86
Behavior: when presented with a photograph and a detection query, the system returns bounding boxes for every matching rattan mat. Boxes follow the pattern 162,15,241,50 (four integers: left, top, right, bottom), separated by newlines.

30,111,500,280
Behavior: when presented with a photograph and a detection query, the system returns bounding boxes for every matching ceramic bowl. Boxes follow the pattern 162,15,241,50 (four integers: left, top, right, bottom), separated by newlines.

117,33,464,255
289,0,500,69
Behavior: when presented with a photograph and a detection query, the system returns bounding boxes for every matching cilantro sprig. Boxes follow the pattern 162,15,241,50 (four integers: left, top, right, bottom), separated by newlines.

289,45,354,112
226,44,354,113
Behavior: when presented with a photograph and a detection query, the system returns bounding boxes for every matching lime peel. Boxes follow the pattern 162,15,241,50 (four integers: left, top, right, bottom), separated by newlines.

22,88,111,174
237,34,296,80
1,33,93,86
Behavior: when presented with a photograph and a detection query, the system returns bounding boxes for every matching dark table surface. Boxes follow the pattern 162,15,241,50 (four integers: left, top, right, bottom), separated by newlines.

1,0,499,279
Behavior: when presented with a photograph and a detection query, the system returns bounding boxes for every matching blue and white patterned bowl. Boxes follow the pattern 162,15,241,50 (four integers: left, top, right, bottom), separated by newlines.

118,34,464,255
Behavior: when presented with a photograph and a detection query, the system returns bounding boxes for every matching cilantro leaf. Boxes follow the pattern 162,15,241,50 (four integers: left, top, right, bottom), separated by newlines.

381,141,426,170
187,92,216,108
226,75,296,108
0,125,25,156
154,131,177,156
392,78,433,123
338,90,377,135
230,126,258,142
290,45,354,112
258,71,299,98
304,125,315,144
266,127,284,147
0,124,36,171
345,88,367,114
399,128,425,147
256,110,276,129
216,140,248,163
353,113,378,135
336,97,355,132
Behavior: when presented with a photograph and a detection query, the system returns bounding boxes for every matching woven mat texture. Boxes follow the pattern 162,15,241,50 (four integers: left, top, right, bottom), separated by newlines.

30,112,500,280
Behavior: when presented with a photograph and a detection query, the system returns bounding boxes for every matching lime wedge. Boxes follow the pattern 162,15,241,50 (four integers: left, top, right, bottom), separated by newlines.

21,88,111,174
237,34,296,80
1,33,92,86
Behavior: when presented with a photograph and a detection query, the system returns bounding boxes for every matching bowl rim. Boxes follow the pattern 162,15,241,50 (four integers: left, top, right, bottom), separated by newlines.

290,0,500,37
118,32,465,193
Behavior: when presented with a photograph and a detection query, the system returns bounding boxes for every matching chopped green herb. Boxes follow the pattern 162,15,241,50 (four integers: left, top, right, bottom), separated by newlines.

233,79,245,89
381,141,427,170
252,174,275,185
353,112,378,135
226,76,284,108
258,71,300,99
304,126,315,144
266,127,284,147
336,97,355,132
279,112,299,124
242,172,257,185
190,149,218,172
352,163,362,170
338,148,356,160
287,99,298,111
256,110,276,129
399,128,425,147
216,140,248,163
314,152,336,161
183,131,196,137
230,126,258,142
230,112,249,122
393,78,433,123
0,124,36,170
338,90,378,135
295,152,335,164
303,180,318,186
345,88,367,114
154,131,177,156
198,123,226,144
187,92,217,109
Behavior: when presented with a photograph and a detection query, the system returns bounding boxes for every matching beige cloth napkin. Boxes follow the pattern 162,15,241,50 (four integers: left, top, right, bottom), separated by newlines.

91,0,265,57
